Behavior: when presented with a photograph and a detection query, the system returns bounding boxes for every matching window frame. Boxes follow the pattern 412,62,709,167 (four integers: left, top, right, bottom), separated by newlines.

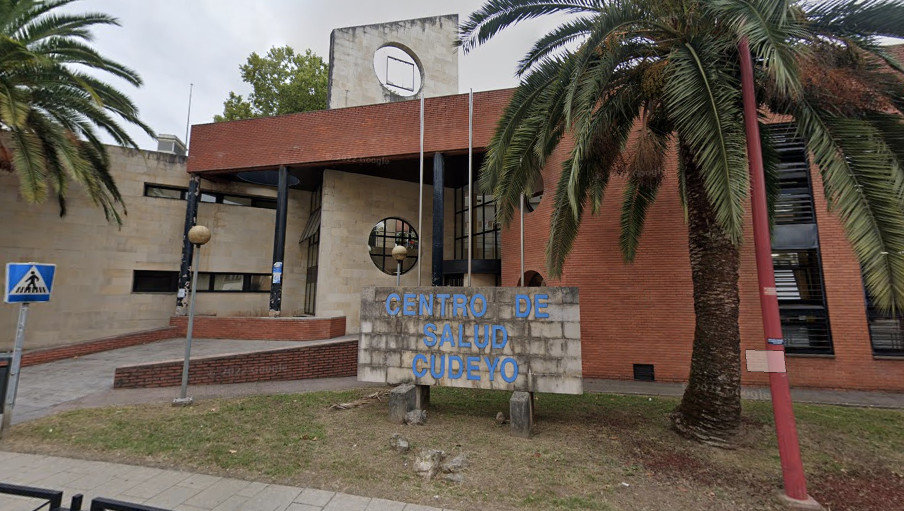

143,183,277,210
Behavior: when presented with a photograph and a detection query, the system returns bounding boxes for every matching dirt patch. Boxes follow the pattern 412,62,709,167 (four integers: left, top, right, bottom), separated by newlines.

811,469,904,511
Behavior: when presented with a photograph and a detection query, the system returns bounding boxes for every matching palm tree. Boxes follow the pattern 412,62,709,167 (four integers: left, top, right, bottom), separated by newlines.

460,0,904,446
0,0,153,223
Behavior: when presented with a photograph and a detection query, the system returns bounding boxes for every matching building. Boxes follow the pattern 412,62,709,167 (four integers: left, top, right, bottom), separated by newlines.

2,14,903,391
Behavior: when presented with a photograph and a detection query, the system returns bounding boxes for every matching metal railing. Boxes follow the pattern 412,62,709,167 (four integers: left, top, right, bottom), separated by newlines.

0,482,168,511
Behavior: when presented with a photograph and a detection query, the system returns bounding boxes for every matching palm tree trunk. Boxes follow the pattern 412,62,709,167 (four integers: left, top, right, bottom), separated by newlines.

671,143,743,448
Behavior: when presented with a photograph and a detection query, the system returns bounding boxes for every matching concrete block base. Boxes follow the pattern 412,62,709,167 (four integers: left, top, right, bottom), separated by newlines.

509,391,533,438
777,493,823,510
389,384,417,423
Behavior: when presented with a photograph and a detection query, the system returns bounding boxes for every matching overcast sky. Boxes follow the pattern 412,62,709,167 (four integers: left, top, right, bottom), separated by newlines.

64,1,563,150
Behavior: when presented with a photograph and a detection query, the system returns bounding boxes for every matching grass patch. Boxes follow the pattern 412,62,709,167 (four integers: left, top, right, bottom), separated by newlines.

3,388,903,510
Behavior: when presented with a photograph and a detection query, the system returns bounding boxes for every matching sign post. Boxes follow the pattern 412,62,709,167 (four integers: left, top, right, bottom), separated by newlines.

1,263,56,438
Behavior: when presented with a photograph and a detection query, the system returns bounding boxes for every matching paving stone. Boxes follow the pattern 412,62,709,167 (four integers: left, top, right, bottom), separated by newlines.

184,477,252,508
286,504,323,511
323,493,372,511
366,498,407,511
295,488,335,507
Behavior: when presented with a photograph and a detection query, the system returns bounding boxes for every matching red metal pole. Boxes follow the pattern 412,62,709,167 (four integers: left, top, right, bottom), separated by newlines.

738,37,814,505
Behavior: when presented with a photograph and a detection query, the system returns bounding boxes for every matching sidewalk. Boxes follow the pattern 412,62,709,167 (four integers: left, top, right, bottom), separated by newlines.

0,451,449,511
584,378,904,408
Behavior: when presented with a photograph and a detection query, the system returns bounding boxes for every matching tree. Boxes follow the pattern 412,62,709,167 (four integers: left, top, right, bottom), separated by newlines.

214,46,328,122
460,0,904,446
0,0,153,223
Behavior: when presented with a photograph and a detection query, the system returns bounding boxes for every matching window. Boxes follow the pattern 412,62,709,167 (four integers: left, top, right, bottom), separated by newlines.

132,270,179,293
368,217,418,275
864,292,904,356
766,124,833,354
304,185,321,315
454,187,500,260
143,184,277,210
132,270,270,293
772,250,832,353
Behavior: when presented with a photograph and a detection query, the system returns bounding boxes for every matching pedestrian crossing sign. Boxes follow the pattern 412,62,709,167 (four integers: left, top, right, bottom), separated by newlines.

5,263,56,303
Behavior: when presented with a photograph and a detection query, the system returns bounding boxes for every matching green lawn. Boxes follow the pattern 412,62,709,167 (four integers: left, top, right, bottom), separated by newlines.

2,388,902,511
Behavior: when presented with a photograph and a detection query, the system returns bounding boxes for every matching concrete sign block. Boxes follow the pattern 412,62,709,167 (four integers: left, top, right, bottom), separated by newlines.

358,286,582,394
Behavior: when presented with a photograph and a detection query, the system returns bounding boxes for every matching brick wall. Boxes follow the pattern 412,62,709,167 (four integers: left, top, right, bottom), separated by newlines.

168,316,346,340
20,327,180,367
502,135,904,391
113,339,358,388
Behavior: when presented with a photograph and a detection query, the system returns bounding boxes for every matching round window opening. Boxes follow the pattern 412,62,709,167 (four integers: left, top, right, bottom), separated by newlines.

524,174,544,213
368,217,419,275
373,45,422,97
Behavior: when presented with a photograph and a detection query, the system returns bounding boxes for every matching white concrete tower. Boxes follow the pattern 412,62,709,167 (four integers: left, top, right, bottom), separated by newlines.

327,14,459,109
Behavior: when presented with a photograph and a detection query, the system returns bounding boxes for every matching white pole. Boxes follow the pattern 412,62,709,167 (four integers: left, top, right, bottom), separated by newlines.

520,195,525,287
417,96,424,286
184,83,193,149
0,303,29,437
175,246,200,404
467,89,474,287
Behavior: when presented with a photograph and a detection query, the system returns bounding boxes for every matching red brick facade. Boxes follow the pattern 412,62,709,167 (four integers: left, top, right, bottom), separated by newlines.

21,327,180,367
113,339,358,388
168,316,346,341
189,88,904,392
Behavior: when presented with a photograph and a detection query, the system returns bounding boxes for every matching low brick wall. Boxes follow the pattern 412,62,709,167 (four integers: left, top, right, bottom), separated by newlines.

169,316,346,340
113,338,358,388
21,327,181,367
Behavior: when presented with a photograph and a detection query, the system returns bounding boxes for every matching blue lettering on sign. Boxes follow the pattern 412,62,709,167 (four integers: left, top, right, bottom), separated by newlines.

491,325,508,349
423,323,437,347
501,358,518,383
412,354,428,377
473,324,489,349
535,294,549,318
430,354,445,378
448,356,464,379
515,294,531,317
470,293,487,317
403,293,417,316
385,291,542,386
385,293,400,315
485,356,500,380
465,356,480,380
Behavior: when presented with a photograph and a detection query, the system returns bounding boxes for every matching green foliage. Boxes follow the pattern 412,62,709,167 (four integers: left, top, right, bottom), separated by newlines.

214,46,327,122
460,0,904,312
0,0,153,223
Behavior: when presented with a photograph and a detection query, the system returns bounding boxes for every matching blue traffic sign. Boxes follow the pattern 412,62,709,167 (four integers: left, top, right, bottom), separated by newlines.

4,263,56,303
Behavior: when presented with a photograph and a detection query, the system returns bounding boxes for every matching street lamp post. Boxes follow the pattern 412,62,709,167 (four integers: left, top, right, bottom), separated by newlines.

738,38,817,508
173,225,211,406
392,244,408,286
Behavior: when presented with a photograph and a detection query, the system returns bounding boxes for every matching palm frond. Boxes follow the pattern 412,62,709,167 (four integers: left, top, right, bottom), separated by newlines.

458,0,600,52
663,41,749,244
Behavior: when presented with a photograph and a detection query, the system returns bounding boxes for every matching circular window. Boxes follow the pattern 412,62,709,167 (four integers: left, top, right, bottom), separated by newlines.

368,217,419,275
524,174,544,213
373,44,422,97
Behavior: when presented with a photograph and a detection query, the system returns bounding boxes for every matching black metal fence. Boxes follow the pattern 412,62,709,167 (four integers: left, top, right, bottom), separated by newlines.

0,483,170,511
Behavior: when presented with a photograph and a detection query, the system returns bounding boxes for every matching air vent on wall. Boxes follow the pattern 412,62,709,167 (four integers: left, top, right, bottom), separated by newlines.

633,364,655,382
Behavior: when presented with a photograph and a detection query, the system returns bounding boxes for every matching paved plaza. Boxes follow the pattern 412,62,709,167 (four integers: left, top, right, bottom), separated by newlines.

0,451,448,511
10,338,312,424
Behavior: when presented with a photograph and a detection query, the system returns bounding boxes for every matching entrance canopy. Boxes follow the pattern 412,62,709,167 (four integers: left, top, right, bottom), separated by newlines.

187,88,512,184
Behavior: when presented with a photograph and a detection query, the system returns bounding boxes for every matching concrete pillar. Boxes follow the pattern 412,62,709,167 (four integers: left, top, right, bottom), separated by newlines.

431,153,444,286
269,166,289,316
389,383,417,423
510,391,534,438
176,175,201,315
